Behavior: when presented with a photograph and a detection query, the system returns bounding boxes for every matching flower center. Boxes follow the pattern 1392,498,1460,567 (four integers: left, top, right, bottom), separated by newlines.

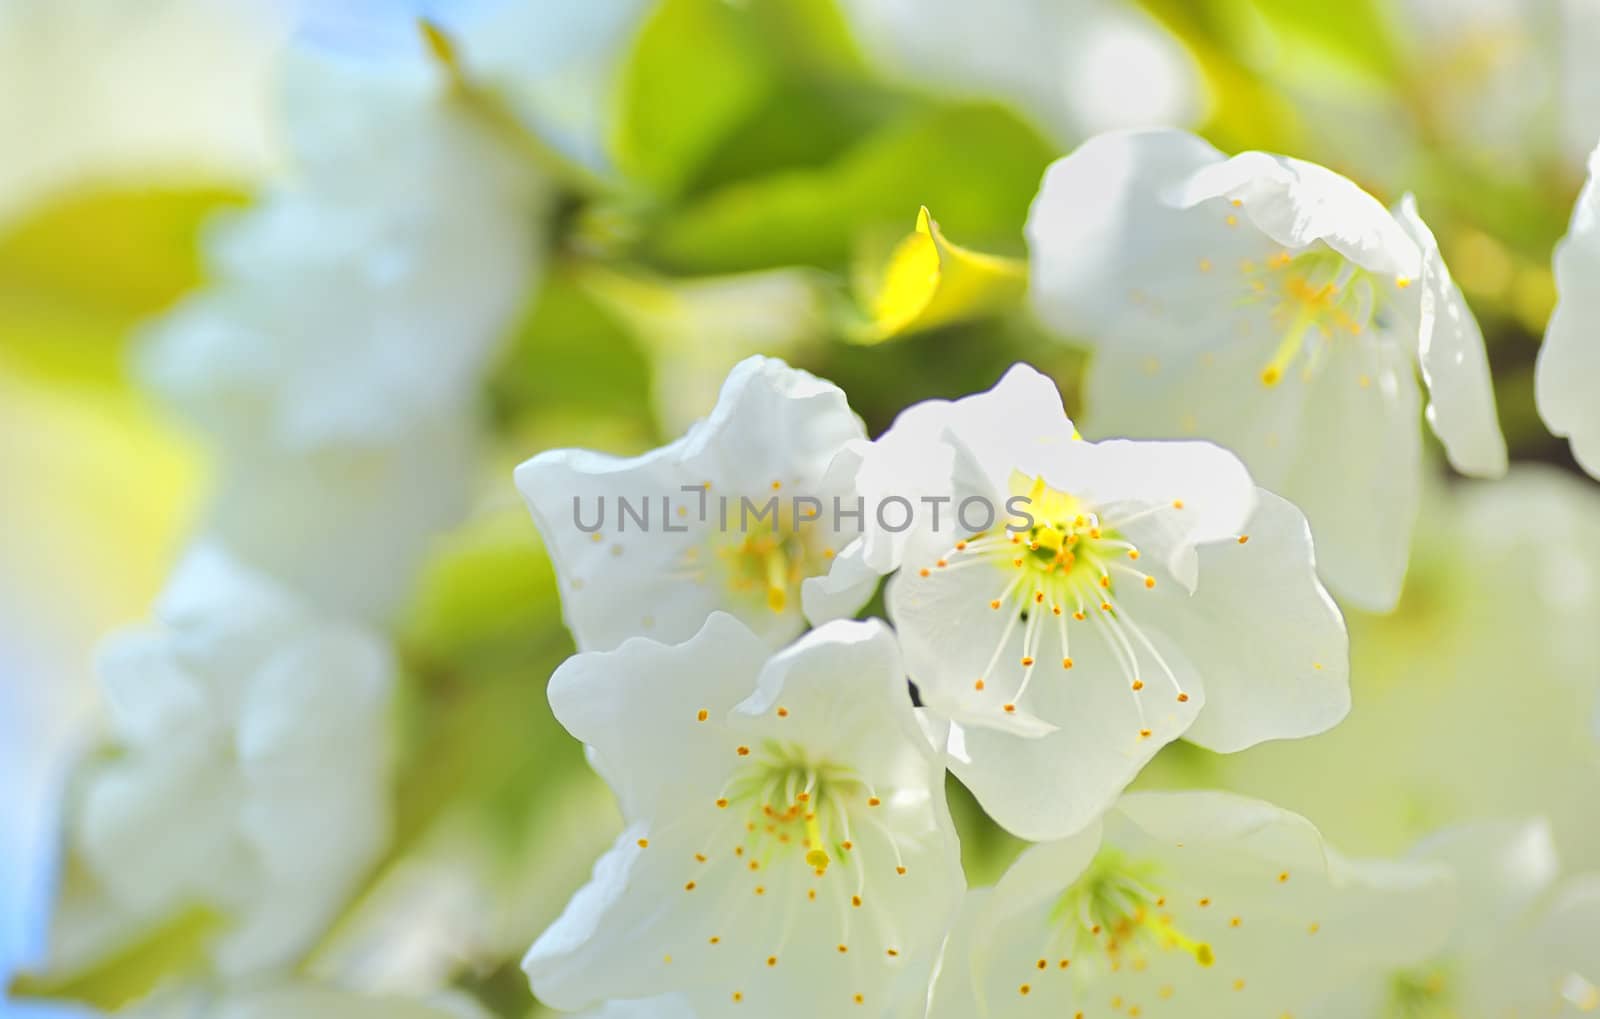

913,474,1196,736
1243,248,1383,386
1385,964,1458,1018
708,492,833,615
718,741,871,875
1051,849,1215,970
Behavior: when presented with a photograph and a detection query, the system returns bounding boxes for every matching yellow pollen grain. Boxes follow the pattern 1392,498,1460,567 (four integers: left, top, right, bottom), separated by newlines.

936,559,949,568
1279,872,1290,883
868,797,881,807
1231,198,1243,207
838,944,849,954
710,936,721,945
1230,917,1242,928
896,865,907,875
887,948,900,957
1074,611,1087,621
716,798,729,808
767,956,777,967
808,889,817,901
1261,365,1282,386
637,839,649,848
685,881,696,891
1177,692,1190,702
1233,979,1246,992
990,599,1002,610
852,895,863,908
1004,703,1017,713
664,955,672,964
1021,656,1035,667
777,706,789,718
697,709,709,722
733,991,742,1003
1308,923,1320,935
1138,728,1152,739
842,840,854,851
1238,535,1250,544
1172,499,1185,509
1199,258,1213,272
1131,679,1144,691
695,853,707,862
1396,276,1411,288
1144,576,1156,589
1062,657,1074,669
1060,959,1071,969
755,886,765,896
1198,898,1211,907
1226,214,1239,227
1037,959,1048,970
919,568,930,577
1019,985,1031,996
974,679,986,691
1128,549,1140,560
736,746,750,756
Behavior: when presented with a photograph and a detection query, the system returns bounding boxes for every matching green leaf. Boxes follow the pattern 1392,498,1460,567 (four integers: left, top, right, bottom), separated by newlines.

639,102,1056,275
487,270,657,437
612,0,779,197
9,906,221,1010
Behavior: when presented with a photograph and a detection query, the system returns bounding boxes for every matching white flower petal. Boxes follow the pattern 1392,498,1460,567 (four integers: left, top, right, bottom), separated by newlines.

1393,193,1507,478
1137,489,1349,753
1175,151,1421,279
1538,140,1600,479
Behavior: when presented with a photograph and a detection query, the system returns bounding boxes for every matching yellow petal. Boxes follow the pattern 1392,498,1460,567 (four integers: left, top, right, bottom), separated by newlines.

854,206,1026,343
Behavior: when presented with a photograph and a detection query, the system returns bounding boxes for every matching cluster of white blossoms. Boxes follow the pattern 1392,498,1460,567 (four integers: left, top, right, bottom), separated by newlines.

517,127,1600,1017
52,2,649,994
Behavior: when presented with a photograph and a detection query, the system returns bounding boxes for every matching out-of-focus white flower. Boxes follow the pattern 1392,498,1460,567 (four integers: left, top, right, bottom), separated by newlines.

140,48,543,451
838,0,1203,144
577,267,829,434
200,415,478,624
0,0,288,227
135,37,546,619
1387,0,1600,176
1538,139,1600,479
1029,129,1507,611
1151,466,1600,871
926,791,1453,1018
1308,820,1600,1018
855,364,1346,840
516,356,874,653
74,547,394,973
524,614,964,1018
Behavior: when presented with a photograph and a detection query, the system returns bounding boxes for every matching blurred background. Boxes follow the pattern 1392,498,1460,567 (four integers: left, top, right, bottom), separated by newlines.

3,0,1597,1015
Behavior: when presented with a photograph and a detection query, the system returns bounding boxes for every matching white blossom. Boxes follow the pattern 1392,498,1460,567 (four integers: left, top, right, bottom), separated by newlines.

523,614,964,1018
75,547,393,973
865,364,1348,839
1308,820,1600,1018
1028,128,1507,610
926,791,1454,1018
517,356,874,652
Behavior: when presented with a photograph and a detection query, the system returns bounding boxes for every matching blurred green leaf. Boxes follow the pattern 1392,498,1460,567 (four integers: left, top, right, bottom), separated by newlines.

10,906,220,1010
613,0,779,197
0,185,243,384
488,270,657,436
640,102,1055,275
